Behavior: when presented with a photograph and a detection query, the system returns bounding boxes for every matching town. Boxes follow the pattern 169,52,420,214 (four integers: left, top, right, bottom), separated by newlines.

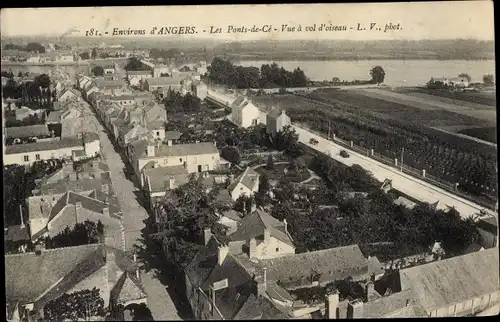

2,5,499,322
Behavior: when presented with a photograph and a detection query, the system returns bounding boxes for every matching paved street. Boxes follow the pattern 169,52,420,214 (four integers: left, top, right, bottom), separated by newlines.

85,104,182,320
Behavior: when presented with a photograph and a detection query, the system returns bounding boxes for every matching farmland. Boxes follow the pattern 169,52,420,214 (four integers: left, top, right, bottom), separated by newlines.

408,87,496,107
251,91,497,204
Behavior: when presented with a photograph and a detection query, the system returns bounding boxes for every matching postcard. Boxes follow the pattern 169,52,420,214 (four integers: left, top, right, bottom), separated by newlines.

2,2,498,321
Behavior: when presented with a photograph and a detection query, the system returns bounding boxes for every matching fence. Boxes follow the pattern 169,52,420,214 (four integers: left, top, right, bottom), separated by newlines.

292,122,496,211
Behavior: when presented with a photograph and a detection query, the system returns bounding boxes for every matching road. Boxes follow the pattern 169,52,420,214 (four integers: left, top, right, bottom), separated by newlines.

292,124,496,219
85,103,182,321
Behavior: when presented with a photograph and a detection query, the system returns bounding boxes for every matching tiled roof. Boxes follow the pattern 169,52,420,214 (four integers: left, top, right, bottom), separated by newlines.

260,244,369,285
476,216,498,234
83,132,100,143
46,110,63,123
145,165,190,193
95,79,126,89
221,209,242,222
5,137,82,154
267,107,285,119
363,288,422,318
228,167,260,193
39,176,113,195
154,142,219,157
368,256,385,276
165,131,182,140
399,247,500,312
6,124,51,138
111,272,147,305
48,191,121,222
5,244,104,304
185,238,256,320
127,70,152,76
233,293,291,319
5,225,30,242
229,209,293,247
146,77,184,86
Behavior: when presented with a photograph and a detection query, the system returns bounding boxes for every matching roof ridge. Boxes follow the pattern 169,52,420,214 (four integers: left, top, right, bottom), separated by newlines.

5,243,103,257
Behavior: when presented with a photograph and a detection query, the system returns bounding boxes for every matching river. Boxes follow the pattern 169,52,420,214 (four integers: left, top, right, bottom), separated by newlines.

237,59,496,87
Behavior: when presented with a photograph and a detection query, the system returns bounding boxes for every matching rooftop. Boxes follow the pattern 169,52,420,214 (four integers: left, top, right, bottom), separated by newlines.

228,167,260,193
5,136,82,154
146,77,184,86
6,124,51,138
229,209,293,247
151,142,219,158
399,247,500,312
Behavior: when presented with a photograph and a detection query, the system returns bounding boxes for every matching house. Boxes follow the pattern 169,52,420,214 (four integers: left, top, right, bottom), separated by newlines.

217,209,242,235
14,106,46,121
127,70,153,87
6,124,54,141
227,167,260,201
192,81,208,100
102,64,116,74
226,208,295,260
4,137,85,166
186,220,386,321
153,63,172,77
399,247,500,317
476,216,498,248
61,117,99,138
26,55,41,63
27,190,122,242
266,107,291,136
194,61,208,75
427,77,469,89
46,103,84,124
58,87,82,102
231,96,260,128
130,141,221,186
184,237,293,320
95,79,129,95
142,76,184,92
5,241,147,321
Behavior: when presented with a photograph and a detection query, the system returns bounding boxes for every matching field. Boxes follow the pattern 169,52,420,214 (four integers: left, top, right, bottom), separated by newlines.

409,87,496,107
252,92,497,204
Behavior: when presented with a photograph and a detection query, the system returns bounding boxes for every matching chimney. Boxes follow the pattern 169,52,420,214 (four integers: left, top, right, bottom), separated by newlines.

102,207,109,216
203,228,212,245
75,201,82,212
250,200,256,213
101,184,109,194
249,237,257,259
69,172,77,181
283,219,288,236
257,267,267,296
366,282,380,301
146,144,155,157
19,204,25,228
105,237,119,289
347,299,364,319
217,244,229,266
168,176,175,189
183,161,187,169
263,229,271,242
167,139,173,146
325,292,339,319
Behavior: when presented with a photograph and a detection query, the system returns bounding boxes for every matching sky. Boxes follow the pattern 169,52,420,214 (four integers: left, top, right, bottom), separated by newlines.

0,2,495,41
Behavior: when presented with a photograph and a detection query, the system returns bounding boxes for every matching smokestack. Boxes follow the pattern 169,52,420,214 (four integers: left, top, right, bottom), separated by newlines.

263,229,270,242
217,244,228,266
347,299,364,319
257,267,267,296
204,228,212,245
325,292,339,319
19,204,25,228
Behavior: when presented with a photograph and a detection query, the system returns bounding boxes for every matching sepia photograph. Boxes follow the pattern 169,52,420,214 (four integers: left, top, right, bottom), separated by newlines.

1,2,498,320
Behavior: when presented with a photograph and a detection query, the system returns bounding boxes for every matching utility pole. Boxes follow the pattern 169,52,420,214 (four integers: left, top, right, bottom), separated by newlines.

400,147,404,172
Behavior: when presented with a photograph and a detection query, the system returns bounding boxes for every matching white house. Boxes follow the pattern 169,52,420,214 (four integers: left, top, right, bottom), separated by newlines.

231,96,260,128
58,88,81,102
227,167,260,201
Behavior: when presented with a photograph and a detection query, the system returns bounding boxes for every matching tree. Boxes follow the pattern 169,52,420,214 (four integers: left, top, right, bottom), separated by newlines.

221,146,241,164
91,48,97,59
44,220,104,249
483,74,495,85
25,42,45,53
125,57,146,71
255,173,271,206
43,288,106,321
370,66,386,85
91,66,105,77
458,73,471,82
79,52,90,60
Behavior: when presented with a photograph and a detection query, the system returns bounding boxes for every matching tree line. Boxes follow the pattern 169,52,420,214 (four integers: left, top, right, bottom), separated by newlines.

163,91,202,113
4,42,46,53
207,57,308,89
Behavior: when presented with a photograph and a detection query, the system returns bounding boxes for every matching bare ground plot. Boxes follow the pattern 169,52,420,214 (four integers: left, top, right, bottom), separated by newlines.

394,91,495,110
308,90,488,128
411,87,496,106
356,88,496,125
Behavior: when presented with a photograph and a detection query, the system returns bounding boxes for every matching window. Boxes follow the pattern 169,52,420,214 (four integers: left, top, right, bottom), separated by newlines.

212,155,215,160
193,157,197,164
24,155,29,162
157,131,160,136
35,154,40,161
164,159,168,164
179,158,183,162
276,248,280,252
